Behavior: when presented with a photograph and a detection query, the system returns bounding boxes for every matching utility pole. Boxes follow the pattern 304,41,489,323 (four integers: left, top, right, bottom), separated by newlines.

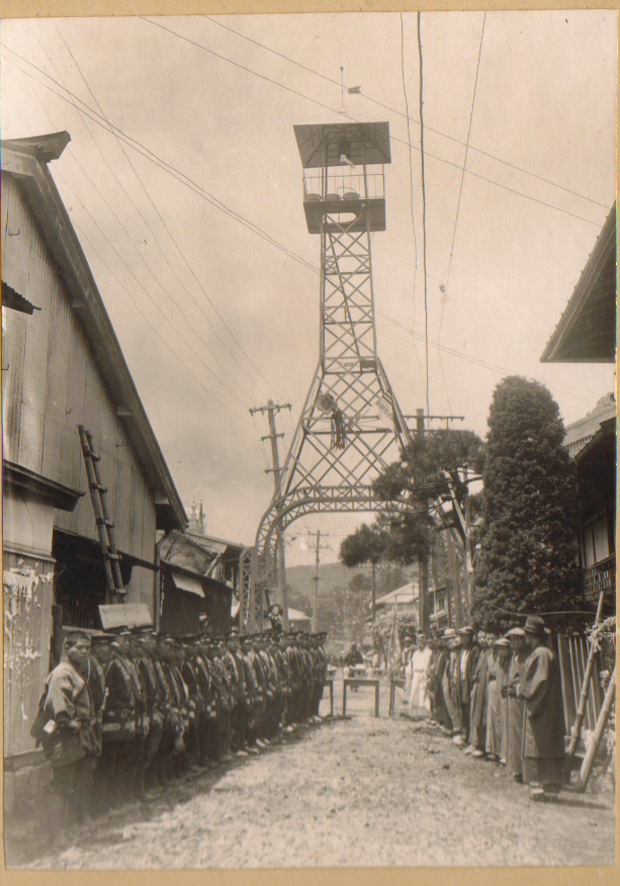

411,408,473,631
250,400,292,630
306,529,330,633
415,409,429,634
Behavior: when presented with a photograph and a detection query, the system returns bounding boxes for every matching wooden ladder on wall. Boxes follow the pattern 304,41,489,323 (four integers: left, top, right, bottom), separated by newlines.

78,424,126,597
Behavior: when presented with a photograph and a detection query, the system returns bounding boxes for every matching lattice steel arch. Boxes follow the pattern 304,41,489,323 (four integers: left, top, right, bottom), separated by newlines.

240,122,414,632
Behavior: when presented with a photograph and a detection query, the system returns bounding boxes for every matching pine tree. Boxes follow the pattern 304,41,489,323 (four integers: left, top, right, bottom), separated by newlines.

339,524,391,622
473,376,582,632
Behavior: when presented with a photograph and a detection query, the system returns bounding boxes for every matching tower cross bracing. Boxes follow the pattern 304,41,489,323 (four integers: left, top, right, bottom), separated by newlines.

240,122,413,632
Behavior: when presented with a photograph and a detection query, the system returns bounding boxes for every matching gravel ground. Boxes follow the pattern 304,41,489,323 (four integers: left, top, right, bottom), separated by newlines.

10,679,615,871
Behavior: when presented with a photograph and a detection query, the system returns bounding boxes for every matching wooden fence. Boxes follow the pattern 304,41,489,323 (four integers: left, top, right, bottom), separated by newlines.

556,634,603,736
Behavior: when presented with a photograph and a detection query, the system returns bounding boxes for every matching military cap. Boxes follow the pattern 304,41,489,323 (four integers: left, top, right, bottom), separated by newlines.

90,632,116,643
493,638,510,648
457,626,476,635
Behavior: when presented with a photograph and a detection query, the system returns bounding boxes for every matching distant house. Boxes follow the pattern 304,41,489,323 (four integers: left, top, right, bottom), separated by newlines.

375,580,449,631
375,582,418,616
540,203,616,611
2,132,186,775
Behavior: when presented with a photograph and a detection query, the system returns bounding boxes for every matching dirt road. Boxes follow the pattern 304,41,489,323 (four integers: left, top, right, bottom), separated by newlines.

14,681,615,870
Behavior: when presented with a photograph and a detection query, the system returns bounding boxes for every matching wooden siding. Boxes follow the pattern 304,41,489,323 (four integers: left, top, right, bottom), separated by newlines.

2,173,157,560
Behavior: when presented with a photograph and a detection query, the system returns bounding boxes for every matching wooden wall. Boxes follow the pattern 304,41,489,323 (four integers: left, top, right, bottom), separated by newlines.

3,551,55,758
2,173,157,567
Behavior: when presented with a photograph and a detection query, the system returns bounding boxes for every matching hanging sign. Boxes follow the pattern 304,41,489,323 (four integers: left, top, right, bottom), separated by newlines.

98,603,152,630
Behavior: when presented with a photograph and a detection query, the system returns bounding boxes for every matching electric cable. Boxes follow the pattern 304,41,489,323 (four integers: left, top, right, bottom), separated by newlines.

439,12,486,344
50,19,281,402
68,213,254,426
54,167,254,411
416,13,430,420
201,15,610,213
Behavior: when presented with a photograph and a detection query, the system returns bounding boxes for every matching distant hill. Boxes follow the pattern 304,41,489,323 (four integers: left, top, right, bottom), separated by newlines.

282,560,415,613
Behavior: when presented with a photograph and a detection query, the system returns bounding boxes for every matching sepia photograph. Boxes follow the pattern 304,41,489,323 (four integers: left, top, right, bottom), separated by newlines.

1,6,617,874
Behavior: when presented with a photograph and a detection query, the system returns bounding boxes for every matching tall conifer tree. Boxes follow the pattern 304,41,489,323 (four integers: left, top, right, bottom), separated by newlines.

473,376,582,631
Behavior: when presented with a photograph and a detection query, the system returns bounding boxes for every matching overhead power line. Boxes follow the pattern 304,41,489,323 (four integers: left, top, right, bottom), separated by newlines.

376,308,601,402
70,216,254,426
415,12,430,419
0,45,322,275
202,14,611,214
50,19,279,404
439,12,487,344
54,167,254,412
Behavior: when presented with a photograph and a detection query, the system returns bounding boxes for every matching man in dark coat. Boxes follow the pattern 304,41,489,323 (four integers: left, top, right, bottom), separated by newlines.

427,632,450,729
33,631,101,840
504,627,529,782
466,631,494,757
517,616,565,800
442,628,462,736
454,626,479,746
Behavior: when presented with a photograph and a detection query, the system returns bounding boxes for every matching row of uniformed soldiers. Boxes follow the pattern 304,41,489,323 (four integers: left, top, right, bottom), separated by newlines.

38,627,329,829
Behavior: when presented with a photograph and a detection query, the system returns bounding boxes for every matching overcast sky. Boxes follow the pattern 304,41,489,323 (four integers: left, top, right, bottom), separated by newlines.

1,11,616,567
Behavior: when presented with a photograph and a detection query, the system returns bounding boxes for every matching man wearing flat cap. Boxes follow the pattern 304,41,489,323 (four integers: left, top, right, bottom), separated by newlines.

517,616,565,800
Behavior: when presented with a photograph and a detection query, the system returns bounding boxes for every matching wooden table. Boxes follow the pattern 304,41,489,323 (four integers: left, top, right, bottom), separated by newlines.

388,678,406,716
322,679,334,717
342,678,380,717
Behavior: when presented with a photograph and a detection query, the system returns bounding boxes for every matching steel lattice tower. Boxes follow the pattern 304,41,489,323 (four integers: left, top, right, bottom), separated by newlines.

240,122,413,631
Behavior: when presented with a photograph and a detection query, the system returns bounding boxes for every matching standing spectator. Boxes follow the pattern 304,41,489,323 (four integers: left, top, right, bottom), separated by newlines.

517,616,565,800
427,632,450,730
454,626,479,746
31,632,101,843
504,627,529,782
466,632,495,757
408,632,432,718
442,629,462,737
495,638,512,765
485,639,503,762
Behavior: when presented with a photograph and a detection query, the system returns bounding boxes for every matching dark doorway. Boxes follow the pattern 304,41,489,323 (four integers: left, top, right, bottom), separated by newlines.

52,530,132,629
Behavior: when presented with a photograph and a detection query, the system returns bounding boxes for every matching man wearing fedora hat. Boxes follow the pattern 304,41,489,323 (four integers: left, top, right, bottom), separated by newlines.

517,616,565,800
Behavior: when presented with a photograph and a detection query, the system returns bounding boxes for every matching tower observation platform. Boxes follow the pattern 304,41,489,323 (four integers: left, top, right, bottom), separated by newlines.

294,122,390,234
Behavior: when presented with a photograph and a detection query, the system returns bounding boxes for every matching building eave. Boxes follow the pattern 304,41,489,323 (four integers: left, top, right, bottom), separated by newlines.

1,134,187,530
3,460,84,512
540,203,616,363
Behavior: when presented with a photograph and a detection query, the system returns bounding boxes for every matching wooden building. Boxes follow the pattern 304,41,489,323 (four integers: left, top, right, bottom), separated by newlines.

157,511,247,637
540,202,616,612
2,132,186,776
